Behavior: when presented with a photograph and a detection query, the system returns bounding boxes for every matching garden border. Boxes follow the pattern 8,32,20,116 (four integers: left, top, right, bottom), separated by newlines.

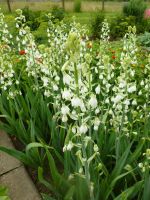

0,131,42,200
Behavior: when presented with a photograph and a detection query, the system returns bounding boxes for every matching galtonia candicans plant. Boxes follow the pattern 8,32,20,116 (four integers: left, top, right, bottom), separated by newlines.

0,9,150,200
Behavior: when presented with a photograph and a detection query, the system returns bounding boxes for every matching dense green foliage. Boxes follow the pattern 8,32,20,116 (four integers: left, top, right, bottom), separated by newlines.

138,32,150,47
91,0,149,39
51,6,65,21
123,0,147,22
74,0,82,12
110,15,150,39
90,12,105,38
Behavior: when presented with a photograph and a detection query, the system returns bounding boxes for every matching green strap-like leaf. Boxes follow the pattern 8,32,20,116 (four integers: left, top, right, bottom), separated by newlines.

0,146,31,166
143,173,150,200
114,181,143,200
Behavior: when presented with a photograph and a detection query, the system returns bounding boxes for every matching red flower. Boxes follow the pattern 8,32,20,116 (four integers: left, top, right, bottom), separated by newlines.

112,55,116,59
19,50,26,55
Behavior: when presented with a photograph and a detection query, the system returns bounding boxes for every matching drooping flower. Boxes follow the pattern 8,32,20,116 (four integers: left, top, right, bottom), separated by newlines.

127,85,136,93
89,95,98,109
62,115,68,122
53,85,58,91
112,94,124,104
63,73,72,85
62,90,72,100
71,97,81,108
19,49,26,55
79,124,88,134
61,105,70,115
67,141,74,151
95,85,100,94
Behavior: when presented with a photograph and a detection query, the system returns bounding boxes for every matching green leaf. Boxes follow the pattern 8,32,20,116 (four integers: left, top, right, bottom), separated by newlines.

45,147,68,189
104,143,132,199
64,186,75,200
143,173,150,200
128,139,145,164
114,181,143,200
26,142,45,152
64,125,72,145
41,193,57,200
111,143,132,180
0,146,31,166
38,167,58,196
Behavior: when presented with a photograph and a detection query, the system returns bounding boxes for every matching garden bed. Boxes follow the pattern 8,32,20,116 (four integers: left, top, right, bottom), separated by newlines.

0,6,150,200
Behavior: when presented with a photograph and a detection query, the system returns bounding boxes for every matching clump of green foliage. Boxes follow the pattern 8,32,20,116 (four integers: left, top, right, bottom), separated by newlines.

51,6,65,21
90,12,105,38
91,0,149,39
74,0,82,13
138,32,150,47
123,0,147,22
22,7,41,31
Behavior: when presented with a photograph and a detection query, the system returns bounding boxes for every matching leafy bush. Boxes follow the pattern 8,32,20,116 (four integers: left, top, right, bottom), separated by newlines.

138,32,150,47
33,22,48,44
91,1,149,40
123,0,147,22
138,19,150,34
109,15,150,39
51,6,65,22
74,0,82,13
110,15,136,39
22,7,41,31
90,12,105,38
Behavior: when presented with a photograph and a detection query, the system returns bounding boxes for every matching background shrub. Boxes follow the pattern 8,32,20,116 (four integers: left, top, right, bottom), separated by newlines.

90,12,105,39
51,6,65,21
90,0,149,40
110,15,136,39
138,32,150,47
33,22,48,44
74,0,82,13
22,7,41,31
123,0,147,23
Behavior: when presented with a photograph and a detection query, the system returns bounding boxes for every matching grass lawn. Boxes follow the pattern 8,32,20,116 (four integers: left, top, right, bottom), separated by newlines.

1,1,150,13
0,1,127,13
65,11,121,25
2,1,150,26
0,1,123,27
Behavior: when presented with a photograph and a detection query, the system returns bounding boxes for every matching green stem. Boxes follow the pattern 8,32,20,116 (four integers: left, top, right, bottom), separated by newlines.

74,63,79,96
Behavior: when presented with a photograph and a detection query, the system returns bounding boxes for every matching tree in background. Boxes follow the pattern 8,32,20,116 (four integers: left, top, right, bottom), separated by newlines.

6,0,11,12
